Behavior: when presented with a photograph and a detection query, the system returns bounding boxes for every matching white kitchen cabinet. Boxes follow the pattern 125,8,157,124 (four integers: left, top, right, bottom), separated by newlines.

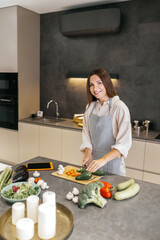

125,139,145,170
0,128,18,164
61,129,83,165
144,142,160,174
39,126,62,161
19,123,39,163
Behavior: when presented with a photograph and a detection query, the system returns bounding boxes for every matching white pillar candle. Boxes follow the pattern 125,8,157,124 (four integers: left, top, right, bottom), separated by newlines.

16,218,34,240
43,191,56,204
12,202,25,225
27,195,39,223
38,203,56,239
43,191,56,232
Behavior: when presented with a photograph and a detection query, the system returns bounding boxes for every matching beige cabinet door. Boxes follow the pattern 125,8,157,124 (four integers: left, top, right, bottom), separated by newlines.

125,140,145,170
126,168,143,180
19,123,38,163
61,129,83,165
143,172,160,185
144,142,160,174
0,7,17,72
0,128,18,164
39,126,61,161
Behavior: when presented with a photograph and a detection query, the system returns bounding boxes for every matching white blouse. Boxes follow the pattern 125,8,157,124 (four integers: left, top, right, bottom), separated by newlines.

80,96,132,159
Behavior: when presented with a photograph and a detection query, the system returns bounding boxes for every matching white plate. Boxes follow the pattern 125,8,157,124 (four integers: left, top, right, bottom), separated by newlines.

1,181,41,203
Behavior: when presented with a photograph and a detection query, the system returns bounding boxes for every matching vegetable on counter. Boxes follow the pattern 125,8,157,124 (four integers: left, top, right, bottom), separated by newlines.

77,166,105,176
34,177,42,183
77,167,87,173
117,178,135,191
93,170,105,176
78,181,107,209
33,171,40,177
2,182,40,200
72,196,78,203
66,192,74,201
100,181,114,198
0,167,13,192
66,187,80,203
58,164,65,175
113,183,140,201
75,171,92,180
72,187,79,196
7,165,29,184
66,169,80,177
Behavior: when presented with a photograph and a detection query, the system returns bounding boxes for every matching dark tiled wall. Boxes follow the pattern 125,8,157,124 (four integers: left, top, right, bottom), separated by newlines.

40,0,160,130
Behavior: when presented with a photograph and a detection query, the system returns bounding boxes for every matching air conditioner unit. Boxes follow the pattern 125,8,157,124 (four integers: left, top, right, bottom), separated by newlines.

60,8,121,36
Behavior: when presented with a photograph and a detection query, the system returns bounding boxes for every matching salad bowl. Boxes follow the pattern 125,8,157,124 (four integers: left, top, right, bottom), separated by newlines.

1,181,41,203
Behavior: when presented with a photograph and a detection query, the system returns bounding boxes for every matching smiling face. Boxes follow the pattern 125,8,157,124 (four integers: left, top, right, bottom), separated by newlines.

89,74,109,105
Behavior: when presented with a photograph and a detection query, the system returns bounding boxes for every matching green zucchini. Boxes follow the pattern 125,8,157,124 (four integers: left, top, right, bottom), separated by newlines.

113,183,140,200
75,171,92,180
0,167,12,192
77,167,86,173
117,178,135,191
93,170,105,176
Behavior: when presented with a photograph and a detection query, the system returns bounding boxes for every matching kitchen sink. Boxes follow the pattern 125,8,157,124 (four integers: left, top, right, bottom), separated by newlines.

35,117,65,124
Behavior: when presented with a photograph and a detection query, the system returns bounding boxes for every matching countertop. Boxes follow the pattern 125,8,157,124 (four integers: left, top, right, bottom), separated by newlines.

20,117,160,143
0,156,160,240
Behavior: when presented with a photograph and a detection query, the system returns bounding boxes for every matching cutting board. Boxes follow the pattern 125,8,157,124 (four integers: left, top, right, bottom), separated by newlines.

51,165,102,185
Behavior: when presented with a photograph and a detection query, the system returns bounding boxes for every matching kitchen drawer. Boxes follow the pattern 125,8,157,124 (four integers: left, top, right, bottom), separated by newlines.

143,172,160,185
126,168,143,180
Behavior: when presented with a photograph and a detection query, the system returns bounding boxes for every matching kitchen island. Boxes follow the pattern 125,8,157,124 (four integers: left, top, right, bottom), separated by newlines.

0,156,160,240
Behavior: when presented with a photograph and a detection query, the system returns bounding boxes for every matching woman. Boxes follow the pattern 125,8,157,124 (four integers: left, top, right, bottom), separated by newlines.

80,68,132,176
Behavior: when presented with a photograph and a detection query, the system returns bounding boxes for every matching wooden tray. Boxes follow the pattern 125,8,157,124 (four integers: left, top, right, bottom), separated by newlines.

51,165,102,185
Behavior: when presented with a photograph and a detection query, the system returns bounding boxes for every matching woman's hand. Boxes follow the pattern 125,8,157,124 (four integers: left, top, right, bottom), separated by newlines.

87,149,121,172
86,158,107,172
82,148,92,167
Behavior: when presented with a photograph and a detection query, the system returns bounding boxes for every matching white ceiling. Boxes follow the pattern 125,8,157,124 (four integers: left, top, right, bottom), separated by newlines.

0,0,131,14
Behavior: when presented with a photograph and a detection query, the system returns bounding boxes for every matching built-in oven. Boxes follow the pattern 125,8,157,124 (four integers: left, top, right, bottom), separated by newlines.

0,73,18,130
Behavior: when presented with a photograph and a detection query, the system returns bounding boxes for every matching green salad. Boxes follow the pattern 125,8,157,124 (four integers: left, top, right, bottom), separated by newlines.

2,182,40,200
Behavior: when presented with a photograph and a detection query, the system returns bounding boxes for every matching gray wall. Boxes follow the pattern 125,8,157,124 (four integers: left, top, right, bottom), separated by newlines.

40,0,160,130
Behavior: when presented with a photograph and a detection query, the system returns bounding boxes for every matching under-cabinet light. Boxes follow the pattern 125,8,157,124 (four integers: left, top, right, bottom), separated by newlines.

66,73,119,86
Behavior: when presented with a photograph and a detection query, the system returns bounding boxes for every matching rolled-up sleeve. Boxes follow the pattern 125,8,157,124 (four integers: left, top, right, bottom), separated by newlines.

111,101,132,158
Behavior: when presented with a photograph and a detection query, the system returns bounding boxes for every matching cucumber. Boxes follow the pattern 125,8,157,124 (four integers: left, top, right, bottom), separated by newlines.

93,170,105,176
77,167,86,173
0,167,12,192
113,183,140,200
75,171,92,180
117,178,135,191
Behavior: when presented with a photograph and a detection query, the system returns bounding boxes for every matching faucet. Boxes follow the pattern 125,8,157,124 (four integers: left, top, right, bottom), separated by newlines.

47,100,60,119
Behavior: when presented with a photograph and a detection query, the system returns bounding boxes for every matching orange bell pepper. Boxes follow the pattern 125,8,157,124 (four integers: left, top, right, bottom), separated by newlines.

100,181,114,198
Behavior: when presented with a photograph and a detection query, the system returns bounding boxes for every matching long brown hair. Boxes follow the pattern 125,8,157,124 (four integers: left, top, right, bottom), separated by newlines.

87,68,116,105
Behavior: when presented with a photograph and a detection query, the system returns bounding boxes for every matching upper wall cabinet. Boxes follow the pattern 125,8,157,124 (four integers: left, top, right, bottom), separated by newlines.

0,6,40,120
0,7,17,72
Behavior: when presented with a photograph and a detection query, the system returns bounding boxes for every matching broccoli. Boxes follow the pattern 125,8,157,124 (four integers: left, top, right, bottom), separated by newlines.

78,181,107,209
